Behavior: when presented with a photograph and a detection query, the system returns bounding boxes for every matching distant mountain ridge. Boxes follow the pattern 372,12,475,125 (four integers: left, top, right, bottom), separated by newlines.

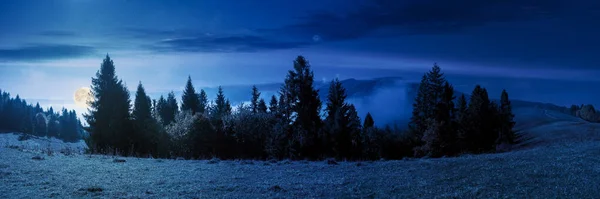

147,76,578,127
148,76,415,104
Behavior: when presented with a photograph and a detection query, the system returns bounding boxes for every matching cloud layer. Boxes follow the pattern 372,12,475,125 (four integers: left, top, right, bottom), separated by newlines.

260,0,585,41
0,44,96,62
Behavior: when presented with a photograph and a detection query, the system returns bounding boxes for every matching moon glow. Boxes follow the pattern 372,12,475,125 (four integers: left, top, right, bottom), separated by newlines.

74,87,93,108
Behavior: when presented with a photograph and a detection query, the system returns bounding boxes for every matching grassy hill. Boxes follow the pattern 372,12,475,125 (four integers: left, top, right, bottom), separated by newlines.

2,86,600,198
1,119,599,198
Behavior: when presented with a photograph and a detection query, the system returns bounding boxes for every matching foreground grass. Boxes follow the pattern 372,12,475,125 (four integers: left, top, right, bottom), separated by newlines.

1,140,600,199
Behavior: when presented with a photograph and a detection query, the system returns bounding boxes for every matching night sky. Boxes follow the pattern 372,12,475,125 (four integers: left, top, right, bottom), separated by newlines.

0,0,599,118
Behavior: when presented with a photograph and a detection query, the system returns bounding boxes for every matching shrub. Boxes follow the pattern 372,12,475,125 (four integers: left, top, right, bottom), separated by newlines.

577,104,600,122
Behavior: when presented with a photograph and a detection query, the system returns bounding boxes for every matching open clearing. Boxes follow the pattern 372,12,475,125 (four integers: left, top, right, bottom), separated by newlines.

1,107,600,198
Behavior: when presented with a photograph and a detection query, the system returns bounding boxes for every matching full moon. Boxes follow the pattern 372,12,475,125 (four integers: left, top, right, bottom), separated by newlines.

74,87,93,108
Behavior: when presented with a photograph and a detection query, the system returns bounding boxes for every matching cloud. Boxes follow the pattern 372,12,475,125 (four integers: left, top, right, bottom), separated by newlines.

148,35,311,53
38,30,78,37
259,0,586,41
120,27,198,40
0,44,97,62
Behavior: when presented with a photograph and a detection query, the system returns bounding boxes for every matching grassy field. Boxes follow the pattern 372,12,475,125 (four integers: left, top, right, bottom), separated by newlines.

1,107,599,198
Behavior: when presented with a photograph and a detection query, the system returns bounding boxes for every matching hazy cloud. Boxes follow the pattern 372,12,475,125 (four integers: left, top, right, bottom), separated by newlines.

149,35,311,53
260,0,596,41
38,30,78,37
0,44,96,62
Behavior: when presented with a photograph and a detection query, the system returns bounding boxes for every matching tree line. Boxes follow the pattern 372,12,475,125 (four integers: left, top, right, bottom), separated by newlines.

84,55,517,160
0,90,83,142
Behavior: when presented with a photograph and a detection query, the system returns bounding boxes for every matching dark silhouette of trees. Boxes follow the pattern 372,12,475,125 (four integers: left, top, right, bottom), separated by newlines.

156,91,179,126
408,64,518,157
66,55,522,160
132,82,162,156
257,99,268,113
181,76,201,115
0,89,82,142
198,89,209,115
84,55,133,155
281,56,323,159
497,90,517,145
324,78,363,160
250,85,261,113
268,95,278,113
574,104,600,122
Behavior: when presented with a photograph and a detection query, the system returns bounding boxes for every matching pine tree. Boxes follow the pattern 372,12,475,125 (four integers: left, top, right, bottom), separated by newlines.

133,82,152,122
427,63,446,106
47,113,59,138
156,95,168,125
437,82,457,155
456,93,469,152
408,74,429,146
250,85,261,113
498,89,516,145
408,64,447,153
212,86,231,119
198,89,208,114
34,103,43,113
132,82,154,155
181,76,201,115
346,104,363,160
59,110,81,142
19,100,34,134
282,56,323,159
363,112,374,128
465,85,496,152
268,95,278,113
325,78,348,158
257,99,268,113
165,91,179,124
84,55,133,154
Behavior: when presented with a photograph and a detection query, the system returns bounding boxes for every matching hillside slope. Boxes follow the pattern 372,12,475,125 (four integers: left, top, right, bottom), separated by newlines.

1,98,600,198
512,106,600,149
1,136,599,198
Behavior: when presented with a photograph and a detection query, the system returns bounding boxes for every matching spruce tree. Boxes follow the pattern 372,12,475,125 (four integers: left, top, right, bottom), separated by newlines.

250,85,261,113
133,82,152,122
282,56,323,159
408,74,429,146
346,104,362,160
181,76,201,115
212,86,232,119
132,82,154,155
498,89,516,144
363,112,374,128
456,94,469,151
156,95,168,125
268,95,278,113
59,108,80,142
34,103,43,113
325,78,349,158
427,63,446,106
408,64,447,152
47,113,59,138
466,85,495,152
437,82,457,155
198,89,208,114
165,91,179,123
257,99,268,113
84,55,133,154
